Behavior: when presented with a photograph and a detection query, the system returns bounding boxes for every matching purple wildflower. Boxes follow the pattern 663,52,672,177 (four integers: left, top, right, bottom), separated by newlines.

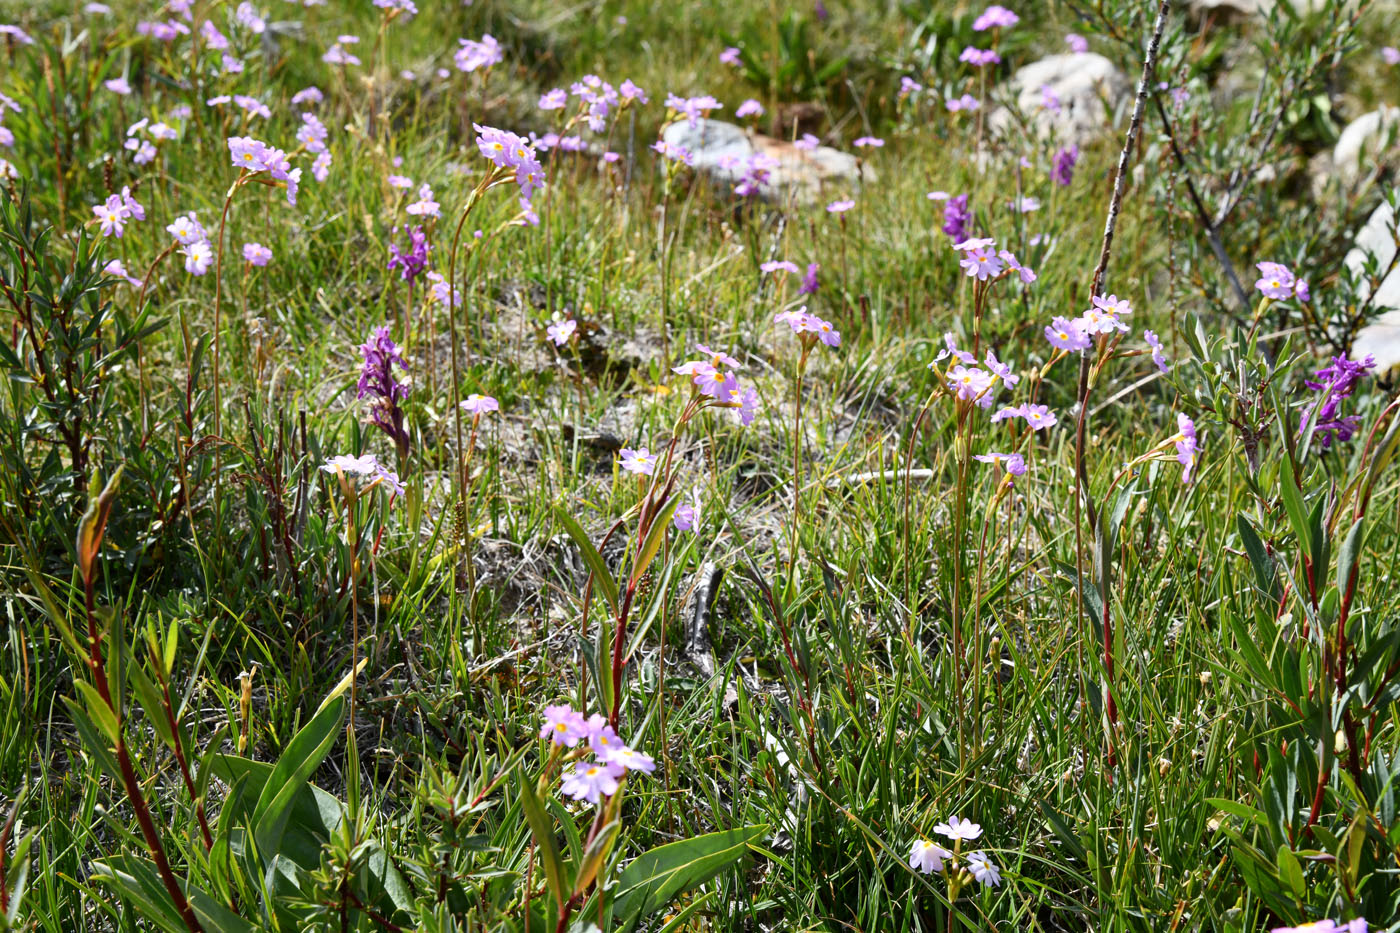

619,447,657,475
1302,355,1375,448
1045,316,1091,351
461,393,499,416
358,326,411,458
974,451,1028,476
1066,33,1088,54
1173,413,1199,482
973,5,1019,30
735,99,764,118
540,704,588,746
959,47,1002,67
1145,330,1169,373
799,263,820,295
560,760,624,804
242,242,272,266
942,194,970,241
1052,144,1079,186
546,318,577,346
387,225,430,282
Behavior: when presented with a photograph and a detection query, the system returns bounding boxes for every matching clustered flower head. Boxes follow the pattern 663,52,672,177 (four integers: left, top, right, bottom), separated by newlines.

227,136,303,205
673,342,762,426
474,124,546,205
357,326,411,458
775,306,841,352
1052,143,1079,186
959,46,1002,67
320,452,405,498
953,236,1036,286
91,188,144,238
1301,354,1375,448
455,34,502,73
1254,261,1310,302
973,4,1019,30
540,705,656,805
908,815,1001,896
942,193,971,241
664,93,721,129
1041,294,1131,354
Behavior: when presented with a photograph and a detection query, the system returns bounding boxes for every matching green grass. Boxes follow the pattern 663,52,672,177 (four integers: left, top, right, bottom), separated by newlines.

1,0,1399,930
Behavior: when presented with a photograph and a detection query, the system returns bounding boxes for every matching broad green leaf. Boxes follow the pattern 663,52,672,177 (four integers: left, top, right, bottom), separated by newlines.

556,506,619,613
612,824,766,929
517,771,568,911
1276,846,1304,899
1335,516,1364,598
631,492,682,587
251,695,344,857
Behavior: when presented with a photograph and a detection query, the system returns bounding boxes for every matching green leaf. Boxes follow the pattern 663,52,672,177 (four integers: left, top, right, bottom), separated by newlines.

251,695,344,858
612,824,766,930
1335,516,1364,597
1279,458,1312,557
1276,846,1304,900
556,506,619,614
72,680,120,745
1236,514,1277,599
517,771,568,911
630,492,682,587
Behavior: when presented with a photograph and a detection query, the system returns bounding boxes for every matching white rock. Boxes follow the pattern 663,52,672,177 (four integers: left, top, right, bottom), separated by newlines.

986,53,1130,147
1347,198,1400,373
659,119,867,204
1333,106,1399,187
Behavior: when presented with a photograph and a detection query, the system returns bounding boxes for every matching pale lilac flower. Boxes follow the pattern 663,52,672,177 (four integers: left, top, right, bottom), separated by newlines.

853,136,884,148
664,93,721,128
234,94,270,119
1255,261,1297,301
373,0,417,17
959,245,1003,281
312,151,331,182
560,761,624,804
460,394,499,417
809,316,840,346
546,318,577,346
974,452,1027,476
945,94,980,112
321,453,382,477
1383,47,1400,65
228,136,269,172
92,197,128,237
619,447,656,475
149,123,177,141
221,56,245,75
728,385,761,426
1066,33,1088,54
652,140,694,165
605,744,656,773
0,25,34,44
387,174,413,189
761,260,801,274
948,365,995,404
933,816,983,841
999,250,1036,283
103,259,143,287
967,851,1002,887
1273,921,1366,933
900,77,923,98
735,99,764,118
1144,330,1168,373
1022,404,1057,430
540,704,588,746
619,80,647,104
455,34,503,72
242,242,272,266
795,133,819,150
697,344,742,369
908,839,951,874
426,272,459,308
292,86,324,106
86,3,113,13
323,43,361,66
1010,196,1040,213
181,239,214,275
799,263,820,295
406,183,440,217
104,77,133,95
1045,316,1090,351
1040,84,1062,115
1170,86,1190,108
693,367,739,399
984,349,1020,387
538,88,567,110
297,113,328,153
959,47,1001,67
1173,413,1199,482
166,213,206,244
934,332,975,365
1090,294,1131,330
826,199,855,213
973,4,1019,30
720,46,741,66
235,2,265,33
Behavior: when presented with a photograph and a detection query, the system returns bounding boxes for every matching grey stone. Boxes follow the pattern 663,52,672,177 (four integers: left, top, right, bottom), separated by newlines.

986,53,1131,147
1333,106,1400,187
1347,198,1400,373
659,118,866,204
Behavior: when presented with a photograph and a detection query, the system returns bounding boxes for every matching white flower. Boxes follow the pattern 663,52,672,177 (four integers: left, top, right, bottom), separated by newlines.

908,839,951,874
933,816,982,841
966,851,1001,887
